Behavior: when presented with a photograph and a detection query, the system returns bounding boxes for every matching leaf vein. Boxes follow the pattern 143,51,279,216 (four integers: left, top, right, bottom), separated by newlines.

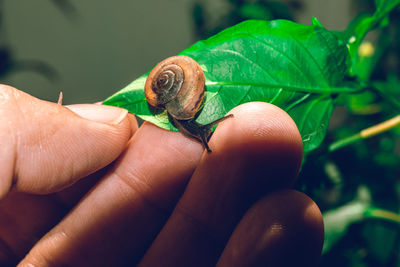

206,81,353,94
243,33,312,83
278,27,329,86
210,48,280,83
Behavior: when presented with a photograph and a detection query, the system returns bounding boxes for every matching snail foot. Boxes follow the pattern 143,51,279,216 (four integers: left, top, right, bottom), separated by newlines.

172,114,233,153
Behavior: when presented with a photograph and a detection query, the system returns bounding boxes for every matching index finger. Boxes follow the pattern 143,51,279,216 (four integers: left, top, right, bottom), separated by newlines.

20,120,205,266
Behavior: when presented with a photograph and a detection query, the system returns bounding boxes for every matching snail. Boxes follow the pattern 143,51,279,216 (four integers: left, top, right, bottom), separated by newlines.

145,55,233,152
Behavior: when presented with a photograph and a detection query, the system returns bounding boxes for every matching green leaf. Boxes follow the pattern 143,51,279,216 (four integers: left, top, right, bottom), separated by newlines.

342,0,400,73
375,0,400,17
104,19,352,152
323,185,400,255
287,95,333,152
323,200,370,253
323,186,372,253
102,75,175,131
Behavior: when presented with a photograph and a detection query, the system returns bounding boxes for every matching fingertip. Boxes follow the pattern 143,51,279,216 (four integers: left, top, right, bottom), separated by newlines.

218,190,324,267
209,102,303,187
66,104,130,126
221,102,302,157
0,85,139,198
5,91,137,195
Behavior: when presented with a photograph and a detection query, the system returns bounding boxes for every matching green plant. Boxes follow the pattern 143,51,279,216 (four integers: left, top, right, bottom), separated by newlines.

104,0,400,265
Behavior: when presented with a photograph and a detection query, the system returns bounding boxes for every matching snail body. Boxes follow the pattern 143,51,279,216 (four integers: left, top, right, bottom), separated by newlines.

145,55,232,152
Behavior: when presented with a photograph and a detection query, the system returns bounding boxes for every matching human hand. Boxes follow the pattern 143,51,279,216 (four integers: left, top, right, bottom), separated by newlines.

0,85,324,266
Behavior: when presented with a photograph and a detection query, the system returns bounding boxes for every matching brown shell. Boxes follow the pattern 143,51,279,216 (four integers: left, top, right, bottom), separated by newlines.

144,55,205,120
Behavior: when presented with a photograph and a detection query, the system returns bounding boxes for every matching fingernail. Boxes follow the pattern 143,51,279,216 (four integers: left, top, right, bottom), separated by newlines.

66,104,128,125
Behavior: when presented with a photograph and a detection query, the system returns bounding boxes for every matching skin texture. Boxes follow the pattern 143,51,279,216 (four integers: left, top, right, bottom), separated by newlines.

0,84,324,266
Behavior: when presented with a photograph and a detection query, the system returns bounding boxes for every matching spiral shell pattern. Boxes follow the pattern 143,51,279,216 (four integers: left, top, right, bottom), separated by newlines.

145,55,205,120
149,64,184,106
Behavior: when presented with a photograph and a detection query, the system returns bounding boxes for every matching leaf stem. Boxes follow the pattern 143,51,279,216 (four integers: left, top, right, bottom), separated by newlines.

328,133,363,152
360,115,400,137
364,207,400,225
329,114,400,152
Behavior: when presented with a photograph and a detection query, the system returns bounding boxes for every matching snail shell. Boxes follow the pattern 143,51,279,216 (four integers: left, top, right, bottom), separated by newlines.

145,55,205,120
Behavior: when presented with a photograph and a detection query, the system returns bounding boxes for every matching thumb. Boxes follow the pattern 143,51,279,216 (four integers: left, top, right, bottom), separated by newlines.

0,85,136,199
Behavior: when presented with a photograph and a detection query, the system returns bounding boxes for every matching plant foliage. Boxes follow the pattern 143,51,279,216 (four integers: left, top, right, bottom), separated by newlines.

104,19,355,152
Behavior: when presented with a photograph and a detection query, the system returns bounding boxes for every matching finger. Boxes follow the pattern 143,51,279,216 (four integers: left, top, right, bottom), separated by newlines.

0,85,136,198
19,122,204,266
0,167,112,265
51,164,111,208
0,192,68,265
217,190,324,267
139,102,303,266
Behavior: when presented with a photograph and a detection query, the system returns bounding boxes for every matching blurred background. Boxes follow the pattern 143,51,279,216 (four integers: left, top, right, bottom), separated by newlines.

1,0,351,103
2,0,400,266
